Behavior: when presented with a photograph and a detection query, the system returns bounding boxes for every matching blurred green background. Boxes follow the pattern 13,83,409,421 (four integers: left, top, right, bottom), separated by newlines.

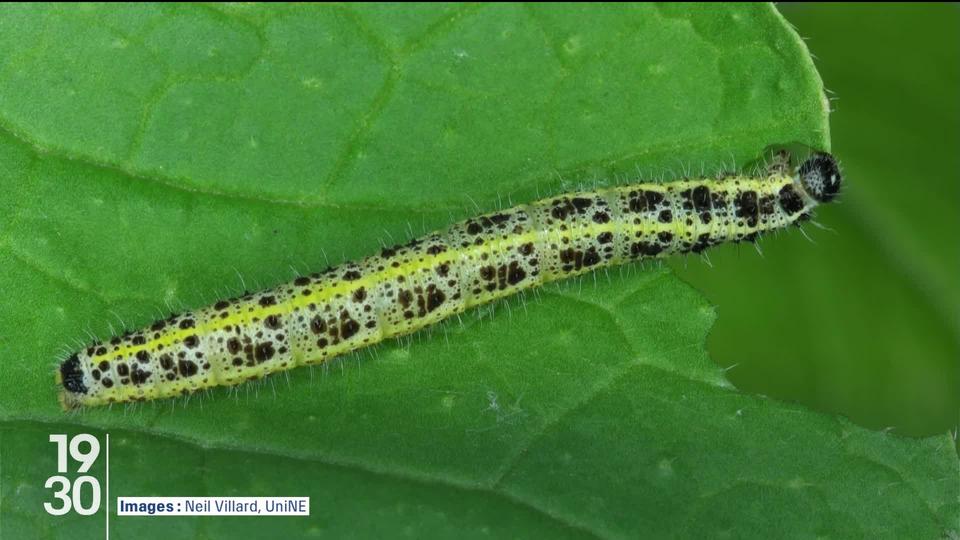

672,3,959,437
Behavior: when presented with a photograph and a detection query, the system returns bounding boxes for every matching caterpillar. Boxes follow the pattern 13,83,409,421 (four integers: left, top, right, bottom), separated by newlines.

57,152,841,409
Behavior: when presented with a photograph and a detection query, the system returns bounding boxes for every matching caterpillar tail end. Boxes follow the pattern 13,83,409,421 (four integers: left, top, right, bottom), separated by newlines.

57,354,87,411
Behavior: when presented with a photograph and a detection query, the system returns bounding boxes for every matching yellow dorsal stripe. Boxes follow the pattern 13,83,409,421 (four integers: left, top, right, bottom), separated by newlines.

101,176,788,361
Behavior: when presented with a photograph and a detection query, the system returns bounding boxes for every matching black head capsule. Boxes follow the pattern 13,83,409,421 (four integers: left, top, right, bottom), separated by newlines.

798,152,842,203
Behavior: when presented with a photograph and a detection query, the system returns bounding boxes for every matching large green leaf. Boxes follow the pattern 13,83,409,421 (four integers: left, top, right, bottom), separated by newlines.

0,4,955,539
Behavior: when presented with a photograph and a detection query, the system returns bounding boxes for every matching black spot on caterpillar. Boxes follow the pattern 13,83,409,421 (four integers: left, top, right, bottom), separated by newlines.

56,152,841,409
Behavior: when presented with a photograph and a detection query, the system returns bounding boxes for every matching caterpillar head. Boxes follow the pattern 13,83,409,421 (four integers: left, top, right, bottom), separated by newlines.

798,152,841,203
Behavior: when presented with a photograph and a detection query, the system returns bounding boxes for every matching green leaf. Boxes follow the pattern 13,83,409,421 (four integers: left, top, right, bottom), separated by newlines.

0,4,955,539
